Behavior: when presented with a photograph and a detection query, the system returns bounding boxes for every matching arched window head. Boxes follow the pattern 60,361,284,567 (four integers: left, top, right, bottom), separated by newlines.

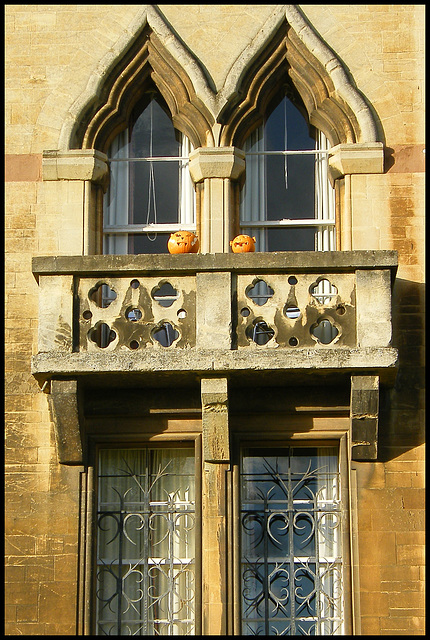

239,90,335,253
103,92,195,255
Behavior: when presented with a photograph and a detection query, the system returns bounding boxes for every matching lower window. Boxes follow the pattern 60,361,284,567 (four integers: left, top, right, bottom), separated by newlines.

95,446,197,635
240,445,344,635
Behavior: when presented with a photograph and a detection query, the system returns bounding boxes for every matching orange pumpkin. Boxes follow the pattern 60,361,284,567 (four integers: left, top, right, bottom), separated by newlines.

168,231,199,254
230,234,256,253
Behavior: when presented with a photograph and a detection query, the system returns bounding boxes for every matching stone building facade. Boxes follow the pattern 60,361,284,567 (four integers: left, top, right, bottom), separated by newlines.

5,4,425,636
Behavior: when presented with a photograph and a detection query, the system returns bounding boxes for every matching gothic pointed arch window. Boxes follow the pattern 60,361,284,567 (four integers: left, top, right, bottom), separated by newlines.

239,90,335,253
103,91,196,255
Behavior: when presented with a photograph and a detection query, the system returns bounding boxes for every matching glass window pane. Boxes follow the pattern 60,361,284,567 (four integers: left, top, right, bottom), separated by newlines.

240,227,317,252
240,95,335,252
266,154,315,221
240,445,343,636
96,447,196,636
131,99,180,159
103,96,195,256
129,160,179,226
127,233,171,255
265,98,315,152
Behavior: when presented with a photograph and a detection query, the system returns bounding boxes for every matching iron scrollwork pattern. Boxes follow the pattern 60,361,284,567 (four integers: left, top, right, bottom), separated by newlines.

240,447,343,635
96,448,196,635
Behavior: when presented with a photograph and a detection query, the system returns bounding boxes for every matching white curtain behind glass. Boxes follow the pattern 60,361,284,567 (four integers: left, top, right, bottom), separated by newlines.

315,131,335,252
96,448,196,635
240,127,267,251
315,447,343,635
104,130,129,255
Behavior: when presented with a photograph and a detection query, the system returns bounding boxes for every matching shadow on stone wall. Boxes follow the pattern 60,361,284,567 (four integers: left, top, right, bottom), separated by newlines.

378,277,425,462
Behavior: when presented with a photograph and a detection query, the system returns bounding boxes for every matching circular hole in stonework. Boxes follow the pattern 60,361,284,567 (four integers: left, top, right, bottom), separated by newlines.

285,306,301,319
288,276,298,285
89,323,116,348
82,310,92,320
125,307,143,322
240,307,251,317
152,322,179,347
129,340,139,350
130,279,140,289
336,304,346,315
89,283,117,308
177,309,187,319
289,336,299,346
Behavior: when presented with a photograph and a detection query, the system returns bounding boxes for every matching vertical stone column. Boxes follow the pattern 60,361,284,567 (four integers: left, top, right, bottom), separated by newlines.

355,269,393,347
38,274,74,353
200,377,230,635
196,271,232,350
189,147,245,253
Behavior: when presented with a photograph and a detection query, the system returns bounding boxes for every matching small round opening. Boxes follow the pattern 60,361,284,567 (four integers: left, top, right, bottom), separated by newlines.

288,276,298,285
289,336,299,346
130,279,140,289
240,307,251,317
129,340,139,350
82,310,92,320
126,307,143,322
285,306,301,319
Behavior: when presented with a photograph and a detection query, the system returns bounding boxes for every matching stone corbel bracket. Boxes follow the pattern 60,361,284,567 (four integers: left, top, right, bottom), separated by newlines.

48,379,84,465
42,149,109,190
350,375,379,461
328,142,385,185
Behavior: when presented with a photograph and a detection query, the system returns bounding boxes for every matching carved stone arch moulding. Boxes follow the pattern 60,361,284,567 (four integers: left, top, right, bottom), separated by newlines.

218,5,381,149
63,6,216,152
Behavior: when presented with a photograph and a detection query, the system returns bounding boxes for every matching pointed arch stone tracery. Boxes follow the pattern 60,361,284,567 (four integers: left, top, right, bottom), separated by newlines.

64,5,381,156
218,18,374,148
72,26,215,153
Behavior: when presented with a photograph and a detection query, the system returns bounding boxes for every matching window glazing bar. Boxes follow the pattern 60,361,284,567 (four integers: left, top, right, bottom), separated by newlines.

109,157,190,163
103,223,196,234
245,150,330,156
241,219,335,227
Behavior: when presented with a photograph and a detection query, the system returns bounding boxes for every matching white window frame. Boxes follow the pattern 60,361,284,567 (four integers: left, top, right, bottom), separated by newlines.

239,127,335,253
103,127,195,255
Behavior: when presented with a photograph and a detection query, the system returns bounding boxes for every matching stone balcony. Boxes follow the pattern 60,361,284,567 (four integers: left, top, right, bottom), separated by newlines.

31,251,398,388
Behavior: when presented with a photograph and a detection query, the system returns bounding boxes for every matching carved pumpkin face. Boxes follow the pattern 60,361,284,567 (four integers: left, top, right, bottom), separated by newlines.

230,234,256,253
167,231,199,254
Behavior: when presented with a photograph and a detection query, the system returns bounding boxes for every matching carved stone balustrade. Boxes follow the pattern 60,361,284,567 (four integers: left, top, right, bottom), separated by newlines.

32,251,398,387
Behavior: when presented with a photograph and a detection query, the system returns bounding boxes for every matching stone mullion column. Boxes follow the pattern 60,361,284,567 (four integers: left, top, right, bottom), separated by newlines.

200,377,230,635
189,147,245,253
42,149,109,255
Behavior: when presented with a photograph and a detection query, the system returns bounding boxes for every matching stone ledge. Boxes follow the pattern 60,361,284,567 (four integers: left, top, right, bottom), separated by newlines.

32,346,398,386
32,250,399,279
